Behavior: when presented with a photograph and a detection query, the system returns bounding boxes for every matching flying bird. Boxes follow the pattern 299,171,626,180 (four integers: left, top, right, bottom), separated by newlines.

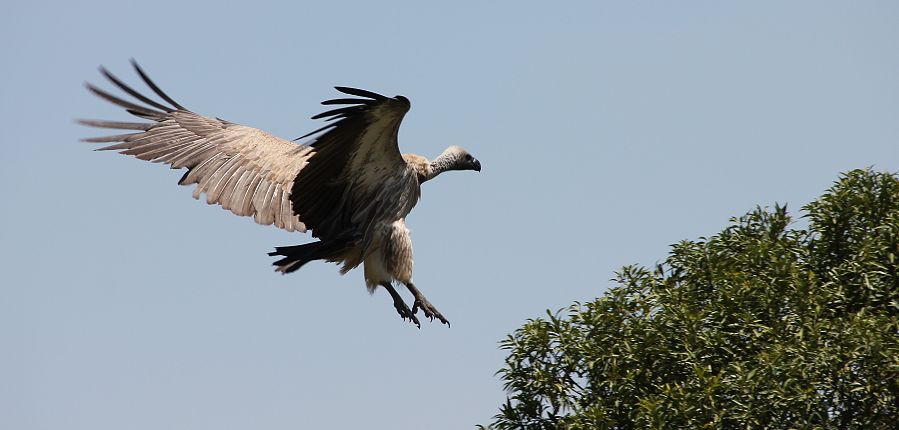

80,60,481,327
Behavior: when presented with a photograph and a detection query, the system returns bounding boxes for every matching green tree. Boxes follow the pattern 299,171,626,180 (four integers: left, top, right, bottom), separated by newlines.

487,169,899,429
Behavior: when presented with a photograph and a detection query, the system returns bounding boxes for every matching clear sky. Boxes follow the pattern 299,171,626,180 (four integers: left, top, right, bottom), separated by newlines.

2,1,897,429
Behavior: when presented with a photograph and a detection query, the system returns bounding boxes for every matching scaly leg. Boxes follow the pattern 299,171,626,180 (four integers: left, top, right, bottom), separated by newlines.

404,283,450,327
381,282,420,328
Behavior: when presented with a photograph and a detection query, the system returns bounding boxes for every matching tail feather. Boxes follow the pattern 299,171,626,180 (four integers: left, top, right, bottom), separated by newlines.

268,240,350,274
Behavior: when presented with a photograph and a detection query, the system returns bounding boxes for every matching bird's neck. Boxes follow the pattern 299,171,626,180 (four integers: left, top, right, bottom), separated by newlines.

426,153,456,182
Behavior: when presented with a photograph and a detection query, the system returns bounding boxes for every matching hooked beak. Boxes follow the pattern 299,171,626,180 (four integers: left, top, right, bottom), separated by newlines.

472,158,481,172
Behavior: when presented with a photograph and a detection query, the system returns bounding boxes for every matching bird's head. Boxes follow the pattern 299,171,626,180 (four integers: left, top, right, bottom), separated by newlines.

437,145,481,173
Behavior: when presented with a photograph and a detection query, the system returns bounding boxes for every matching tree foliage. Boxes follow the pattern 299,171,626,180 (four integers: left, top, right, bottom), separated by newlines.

487,169,899,429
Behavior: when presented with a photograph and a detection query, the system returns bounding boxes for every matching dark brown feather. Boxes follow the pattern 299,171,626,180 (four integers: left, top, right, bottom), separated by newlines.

77,119,151,130
290,116,367,239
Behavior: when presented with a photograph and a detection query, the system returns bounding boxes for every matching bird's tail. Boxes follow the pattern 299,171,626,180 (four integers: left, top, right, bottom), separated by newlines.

268,240,351,274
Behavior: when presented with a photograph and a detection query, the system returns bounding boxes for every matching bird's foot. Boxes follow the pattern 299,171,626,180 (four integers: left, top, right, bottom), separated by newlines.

412,296,450,327
393,297,420,328
381,282,420,328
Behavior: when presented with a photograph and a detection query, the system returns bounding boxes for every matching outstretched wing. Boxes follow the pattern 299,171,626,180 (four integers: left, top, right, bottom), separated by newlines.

289,87,414,241
81,61,414,242
81,60,310,232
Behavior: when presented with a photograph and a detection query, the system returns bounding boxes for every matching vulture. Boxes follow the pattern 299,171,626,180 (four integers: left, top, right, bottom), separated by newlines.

80,60,481,328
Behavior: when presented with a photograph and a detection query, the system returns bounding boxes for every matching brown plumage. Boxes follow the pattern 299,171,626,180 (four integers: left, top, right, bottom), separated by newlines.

80,60,481,327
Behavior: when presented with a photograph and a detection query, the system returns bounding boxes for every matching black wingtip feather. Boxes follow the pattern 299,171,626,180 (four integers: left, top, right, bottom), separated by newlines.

334,86,387,101
294,123,336,141
130,59,187,111
295,87,401,141
84,82,164,119
310,106,365,120
321,98,374,106
98,66,174,113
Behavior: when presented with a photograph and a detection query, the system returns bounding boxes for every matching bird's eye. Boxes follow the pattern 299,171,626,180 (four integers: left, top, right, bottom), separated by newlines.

464,154,473,161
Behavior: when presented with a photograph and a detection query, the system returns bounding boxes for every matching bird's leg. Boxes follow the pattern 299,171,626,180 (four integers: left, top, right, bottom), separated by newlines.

380,282,420,328
404,283,450,327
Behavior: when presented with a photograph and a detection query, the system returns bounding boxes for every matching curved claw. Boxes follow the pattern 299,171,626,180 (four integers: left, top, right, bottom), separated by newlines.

382,282,420,328
395,301,420,328
413,299,450,327
404,282,450,327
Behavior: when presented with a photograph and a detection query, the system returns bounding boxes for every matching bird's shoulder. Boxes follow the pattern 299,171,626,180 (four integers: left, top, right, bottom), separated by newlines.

401,153,431,183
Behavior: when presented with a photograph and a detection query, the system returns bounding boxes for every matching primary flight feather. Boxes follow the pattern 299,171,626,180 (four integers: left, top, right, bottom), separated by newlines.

80,60,481,327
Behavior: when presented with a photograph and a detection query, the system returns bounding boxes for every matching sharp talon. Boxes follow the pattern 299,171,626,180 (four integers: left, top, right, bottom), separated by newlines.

409,297,449,327
383,282,421,327
403,284,451,327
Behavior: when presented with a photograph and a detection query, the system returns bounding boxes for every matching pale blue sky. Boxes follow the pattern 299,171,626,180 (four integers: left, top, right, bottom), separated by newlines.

2,1,897,429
